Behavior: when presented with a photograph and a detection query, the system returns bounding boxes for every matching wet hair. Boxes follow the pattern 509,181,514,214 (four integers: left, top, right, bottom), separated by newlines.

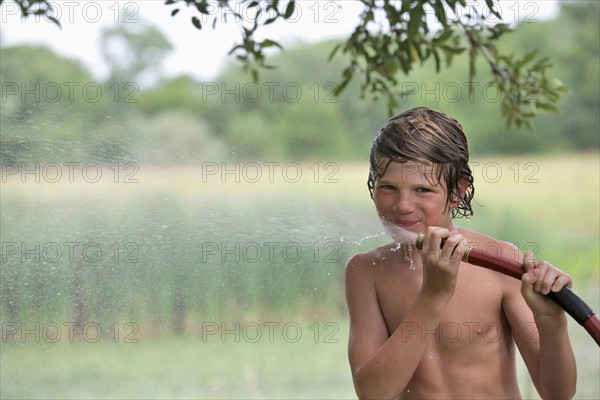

367,107,474,219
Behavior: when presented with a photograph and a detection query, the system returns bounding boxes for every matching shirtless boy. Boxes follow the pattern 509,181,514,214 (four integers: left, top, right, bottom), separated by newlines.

345,107,577,399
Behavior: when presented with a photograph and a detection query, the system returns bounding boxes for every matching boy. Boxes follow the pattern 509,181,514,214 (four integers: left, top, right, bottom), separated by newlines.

345,107,577,399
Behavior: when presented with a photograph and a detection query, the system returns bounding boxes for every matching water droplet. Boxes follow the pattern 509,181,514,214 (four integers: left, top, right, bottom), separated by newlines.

352,231,387,245
406,244,416,270
429,352,435,358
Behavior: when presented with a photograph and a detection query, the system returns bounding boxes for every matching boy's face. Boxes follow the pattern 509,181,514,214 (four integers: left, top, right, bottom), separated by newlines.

373,159,453,235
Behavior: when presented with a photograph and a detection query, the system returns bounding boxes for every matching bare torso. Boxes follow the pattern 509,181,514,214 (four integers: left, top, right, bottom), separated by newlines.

361,229,524,399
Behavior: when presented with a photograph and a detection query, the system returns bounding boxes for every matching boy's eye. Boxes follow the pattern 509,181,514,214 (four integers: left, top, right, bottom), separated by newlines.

416,187,432,193
378,184,396,190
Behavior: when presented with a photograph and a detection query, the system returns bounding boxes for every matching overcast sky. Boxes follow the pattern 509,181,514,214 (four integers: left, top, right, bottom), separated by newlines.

1,1,559,81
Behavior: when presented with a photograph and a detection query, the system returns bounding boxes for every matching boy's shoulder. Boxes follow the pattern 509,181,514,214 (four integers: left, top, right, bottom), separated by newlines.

346,242,391,266
347,242,396,262
345,242,400,277
344,244,392,290
461,227,521,260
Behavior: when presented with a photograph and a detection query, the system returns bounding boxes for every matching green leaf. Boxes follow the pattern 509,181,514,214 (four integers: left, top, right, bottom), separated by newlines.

433,2,448,27
48,16,61,27
328,43,342,61
441,45,466,55
485,0,503,20
517,50,539,69
196,1,209,14
191,16,202,30
537,102,559,112
407,4,424,37
260,39,283,49
433,49,441,72
283,1,295,19
433,28,454,44
228,44,243,55
333,76,352,96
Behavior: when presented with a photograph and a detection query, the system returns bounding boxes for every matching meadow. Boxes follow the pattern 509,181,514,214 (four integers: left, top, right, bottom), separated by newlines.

1,152,598,399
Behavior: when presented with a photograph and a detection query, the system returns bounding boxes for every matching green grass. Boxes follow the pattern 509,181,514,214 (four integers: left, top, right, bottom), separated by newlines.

1,320,355,399
2,317,598,399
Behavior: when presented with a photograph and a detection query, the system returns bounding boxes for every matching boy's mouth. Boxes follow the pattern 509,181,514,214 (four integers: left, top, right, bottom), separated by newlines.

379,218,420,244
392,219,420,229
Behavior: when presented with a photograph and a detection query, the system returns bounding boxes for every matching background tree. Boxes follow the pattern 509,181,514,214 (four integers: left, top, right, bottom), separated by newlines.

4,0,568,129
99,19,173,86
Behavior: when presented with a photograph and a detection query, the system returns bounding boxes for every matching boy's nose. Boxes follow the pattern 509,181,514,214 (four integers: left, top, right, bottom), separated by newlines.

392,193,415,214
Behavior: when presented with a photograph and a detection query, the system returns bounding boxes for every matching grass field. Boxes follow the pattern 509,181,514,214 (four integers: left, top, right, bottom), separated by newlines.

1,152,599,398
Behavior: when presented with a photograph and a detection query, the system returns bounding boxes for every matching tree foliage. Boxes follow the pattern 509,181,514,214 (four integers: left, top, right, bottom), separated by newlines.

1,2,597,163
99,20,174,84
164,0,569,128
4,0,569,129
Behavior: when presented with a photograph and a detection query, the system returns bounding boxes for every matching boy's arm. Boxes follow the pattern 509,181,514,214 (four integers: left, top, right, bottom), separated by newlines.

345,255,442,399
345,228,465,399
503,250,577,399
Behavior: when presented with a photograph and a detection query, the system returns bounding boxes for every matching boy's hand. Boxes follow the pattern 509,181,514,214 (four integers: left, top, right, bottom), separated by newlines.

419,226,467,303
521,251,573,318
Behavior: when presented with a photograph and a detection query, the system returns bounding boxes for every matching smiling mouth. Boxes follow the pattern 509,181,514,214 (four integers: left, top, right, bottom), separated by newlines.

392,220,420,228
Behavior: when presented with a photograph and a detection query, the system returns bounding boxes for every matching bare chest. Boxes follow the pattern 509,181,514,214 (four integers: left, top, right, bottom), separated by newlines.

375,261,508,347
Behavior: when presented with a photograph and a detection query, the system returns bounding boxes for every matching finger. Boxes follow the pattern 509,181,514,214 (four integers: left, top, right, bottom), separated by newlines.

530,260,550,293
522,251,537,272
521,269,537,285
424,226,448,252
551,272,573,292
442,233,466,261
540,271,558,295
535,261,564,295
520,272,536,299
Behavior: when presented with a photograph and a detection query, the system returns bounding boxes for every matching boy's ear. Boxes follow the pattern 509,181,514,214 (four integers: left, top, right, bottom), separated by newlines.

458,177,470,199
451,177,470,206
